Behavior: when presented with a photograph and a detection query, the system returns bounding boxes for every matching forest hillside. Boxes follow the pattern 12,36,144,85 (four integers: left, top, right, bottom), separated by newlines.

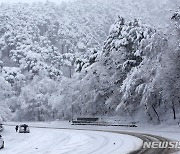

0,0,179,124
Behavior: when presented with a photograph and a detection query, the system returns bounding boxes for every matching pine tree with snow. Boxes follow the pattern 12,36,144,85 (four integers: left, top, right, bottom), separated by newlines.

103,17,154,82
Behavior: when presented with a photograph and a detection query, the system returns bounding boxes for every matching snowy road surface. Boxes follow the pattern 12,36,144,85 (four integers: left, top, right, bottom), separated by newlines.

0,125,142,154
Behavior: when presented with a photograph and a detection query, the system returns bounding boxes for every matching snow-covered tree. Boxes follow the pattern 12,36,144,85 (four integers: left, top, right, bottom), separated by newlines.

0,76,13,122
14,77,58,121
0,0,179,123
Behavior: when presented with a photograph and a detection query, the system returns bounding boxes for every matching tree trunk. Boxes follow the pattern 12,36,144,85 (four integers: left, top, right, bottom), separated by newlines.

172,101,176,119
61,44,64,54
69,66,72,78
152,105,160,123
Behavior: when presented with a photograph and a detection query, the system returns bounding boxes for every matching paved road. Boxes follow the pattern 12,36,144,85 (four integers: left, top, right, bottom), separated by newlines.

113,131,177,154
84,129,178,154
2,124,179,154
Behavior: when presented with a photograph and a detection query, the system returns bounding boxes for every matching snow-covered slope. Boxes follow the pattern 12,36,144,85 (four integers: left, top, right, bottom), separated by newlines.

0,0,179,124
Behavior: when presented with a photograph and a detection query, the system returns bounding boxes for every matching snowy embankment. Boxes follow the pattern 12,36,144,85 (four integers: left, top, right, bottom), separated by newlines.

0,122,142,154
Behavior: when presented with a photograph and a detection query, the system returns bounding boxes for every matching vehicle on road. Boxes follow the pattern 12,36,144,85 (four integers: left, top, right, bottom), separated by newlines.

0,135,4,149
19,124,30,133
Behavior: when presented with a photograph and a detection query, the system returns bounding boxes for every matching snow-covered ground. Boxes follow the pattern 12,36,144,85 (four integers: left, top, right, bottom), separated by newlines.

1,121,180,154
25,121,180,142
0,123,142,154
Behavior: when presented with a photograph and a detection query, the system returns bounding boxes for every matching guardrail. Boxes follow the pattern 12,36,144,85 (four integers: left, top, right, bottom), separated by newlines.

71,121,137,127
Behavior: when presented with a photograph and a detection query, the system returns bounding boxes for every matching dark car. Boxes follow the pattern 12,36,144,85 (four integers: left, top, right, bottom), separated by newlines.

19,124,30,133
0,135,4,149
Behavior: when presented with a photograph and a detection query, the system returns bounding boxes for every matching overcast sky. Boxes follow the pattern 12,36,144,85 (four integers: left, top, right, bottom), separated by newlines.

0,0,73,4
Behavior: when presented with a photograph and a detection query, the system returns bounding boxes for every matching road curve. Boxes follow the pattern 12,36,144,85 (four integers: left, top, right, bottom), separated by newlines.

25,127,180,154
2,124,179,154
110,131,177,154
81,129,178,154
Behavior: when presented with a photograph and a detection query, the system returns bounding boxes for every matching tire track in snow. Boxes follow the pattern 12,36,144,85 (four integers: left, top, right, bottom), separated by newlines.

2,124,178,154
109,131,178,154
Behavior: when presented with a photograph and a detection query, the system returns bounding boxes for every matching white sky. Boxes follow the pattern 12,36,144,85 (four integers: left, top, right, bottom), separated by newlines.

0,0,73,4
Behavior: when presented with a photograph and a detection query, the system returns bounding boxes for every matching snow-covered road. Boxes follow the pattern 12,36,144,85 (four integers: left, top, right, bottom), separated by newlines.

0,125,142,154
